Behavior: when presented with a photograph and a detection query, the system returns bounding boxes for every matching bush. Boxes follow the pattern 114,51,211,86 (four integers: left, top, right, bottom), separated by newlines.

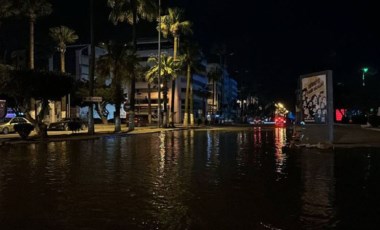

14,123,34,139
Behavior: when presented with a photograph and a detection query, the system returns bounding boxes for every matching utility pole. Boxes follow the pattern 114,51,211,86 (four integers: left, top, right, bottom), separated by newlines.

362,67,369,86
157,0,162,128
88,0,95,135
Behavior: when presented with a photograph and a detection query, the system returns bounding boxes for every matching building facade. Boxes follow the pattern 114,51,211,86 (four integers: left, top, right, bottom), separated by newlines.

49,38,237,124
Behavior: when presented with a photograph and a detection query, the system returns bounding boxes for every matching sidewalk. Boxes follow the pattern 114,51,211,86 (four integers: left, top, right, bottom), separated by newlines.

2,123,380,148
0,123,202,145
295,123,380,148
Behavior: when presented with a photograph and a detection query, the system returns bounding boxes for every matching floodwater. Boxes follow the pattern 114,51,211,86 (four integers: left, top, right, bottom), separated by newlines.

0,127,380,229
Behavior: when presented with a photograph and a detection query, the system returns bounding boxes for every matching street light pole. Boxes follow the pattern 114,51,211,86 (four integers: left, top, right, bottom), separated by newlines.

362,67,369,86
88,0,95,135
157,0,162,128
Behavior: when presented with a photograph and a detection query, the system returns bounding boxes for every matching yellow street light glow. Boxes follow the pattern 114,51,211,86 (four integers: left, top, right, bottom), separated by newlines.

277,103,284,108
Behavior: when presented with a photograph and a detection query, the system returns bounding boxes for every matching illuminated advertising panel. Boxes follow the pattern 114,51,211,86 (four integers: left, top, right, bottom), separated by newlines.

299,70,334,143
301,74,327,124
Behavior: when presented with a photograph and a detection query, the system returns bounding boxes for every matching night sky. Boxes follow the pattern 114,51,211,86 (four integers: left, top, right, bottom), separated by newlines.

3,0,380,108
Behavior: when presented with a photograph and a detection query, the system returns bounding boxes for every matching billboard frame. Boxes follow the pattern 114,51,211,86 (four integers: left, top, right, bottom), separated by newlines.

299,70,333,143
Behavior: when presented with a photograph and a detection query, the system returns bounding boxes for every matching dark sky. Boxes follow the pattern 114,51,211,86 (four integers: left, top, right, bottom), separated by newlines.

181,0,380,106
3,0,380,108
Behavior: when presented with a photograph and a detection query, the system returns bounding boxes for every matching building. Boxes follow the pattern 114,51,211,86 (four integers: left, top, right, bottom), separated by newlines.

207,67,238,122
8,40,239,125
49,38,236,124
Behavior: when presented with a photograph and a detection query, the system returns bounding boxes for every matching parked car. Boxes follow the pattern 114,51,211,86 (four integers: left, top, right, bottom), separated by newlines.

249,117,263,125
48,118,87,131
0,117,32,134
125,114,147,127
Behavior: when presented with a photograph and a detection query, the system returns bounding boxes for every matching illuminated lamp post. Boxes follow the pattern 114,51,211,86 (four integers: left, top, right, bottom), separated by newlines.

362,67,369,86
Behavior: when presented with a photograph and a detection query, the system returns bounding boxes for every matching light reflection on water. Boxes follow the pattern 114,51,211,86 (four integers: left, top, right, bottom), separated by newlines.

274,127,287,177
0,129,380,229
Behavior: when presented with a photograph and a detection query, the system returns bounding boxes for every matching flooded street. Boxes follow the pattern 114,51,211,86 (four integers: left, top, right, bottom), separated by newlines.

0,128,380,229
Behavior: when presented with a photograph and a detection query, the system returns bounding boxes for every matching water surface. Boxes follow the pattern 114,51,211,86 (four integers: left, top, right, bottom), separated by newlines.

0,128,379,229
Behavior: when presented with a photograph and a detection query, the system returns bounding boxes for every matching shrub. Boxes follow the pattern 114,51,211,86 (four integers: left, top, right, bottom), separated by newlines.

14,123,34,139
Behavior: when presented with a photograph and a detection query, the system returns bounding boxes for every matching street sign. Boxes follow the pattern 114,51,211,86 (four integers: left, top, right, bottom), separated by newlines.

83,96,103,102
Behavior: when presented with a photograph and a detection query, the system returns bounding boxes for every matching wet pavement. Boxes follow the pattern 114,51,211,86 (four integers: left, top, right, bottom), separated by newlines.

1,128,380,229
2,123,380,148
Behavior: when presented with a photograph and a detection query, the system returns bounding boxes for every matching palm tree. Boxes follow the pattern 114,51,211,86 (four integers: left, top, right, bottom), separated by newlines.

49,26,78,73
206,63,223,123
107,0,157,131
0,0,19,27
17,0,52,70
49,26,78,119
146,53,181,128
179,41,204,127
96,41,140,132
159,7,192,125
159,7,192,61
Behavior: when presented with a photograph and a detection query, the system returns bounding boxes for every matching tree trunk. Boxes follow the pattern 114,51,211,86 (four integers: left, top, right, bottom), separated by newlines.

147,83,152,124
203,95,206,125
29,17,35,70
128,1,138,131
212,79,216,123
128,76,136,131
163,80,168,128
190,76,194,126
170,78,175,127
114,66,122,132
29,17,36,119
183,64,191,127
60,51,65,73
174,36,179,61
36,99,49,139
95,102,108,124
114,104,121,132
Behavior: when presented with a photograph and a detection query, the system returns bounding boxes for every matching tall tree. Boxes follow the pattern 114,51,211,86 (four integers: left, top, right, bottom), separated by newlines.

0,0,19,27
0,69,74,138
17,0,52,70
107,0,157,131
96,41,140,132
49,26,78,73
179,41,204,127
146,53,181,128
159,7,192,125
160,7,192,61
49,25,78,119
206,63,223,123
71,80,112,124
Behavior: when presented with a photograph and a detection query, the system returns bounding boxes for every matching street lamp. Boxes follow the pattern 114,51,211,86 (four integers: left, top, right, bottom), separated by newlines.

362,67,369,86
157,0,161,128
88,0,95,135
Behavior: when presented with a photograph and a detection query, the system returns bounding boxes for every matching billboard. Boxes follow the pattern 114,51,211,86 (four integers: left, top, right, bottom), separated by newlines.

299,70,333,143
301,74,327,123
